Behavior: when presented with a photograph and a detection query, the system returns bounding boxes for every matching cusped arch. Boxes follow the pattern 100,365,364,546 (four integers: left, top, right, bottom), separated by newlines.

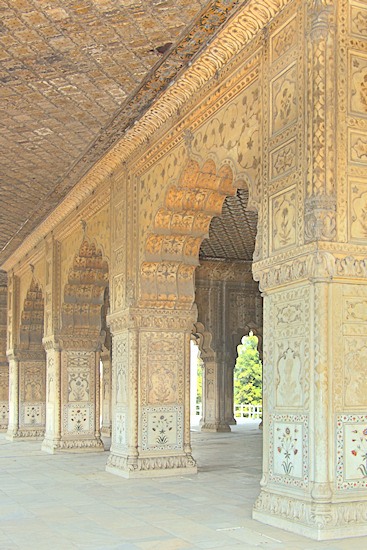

140,157,255,309
62,239,109,332
19,278,44,350
232,324,263,363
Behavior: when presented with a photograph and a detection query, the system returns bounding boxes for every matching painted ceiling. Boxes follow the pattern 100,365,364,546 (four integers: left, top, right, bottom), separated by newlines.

0,0,257,282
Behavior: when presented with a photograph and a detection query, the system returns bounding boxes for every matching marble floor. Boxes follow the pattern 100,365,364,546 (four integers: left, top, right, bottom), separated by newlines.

0,421,366,550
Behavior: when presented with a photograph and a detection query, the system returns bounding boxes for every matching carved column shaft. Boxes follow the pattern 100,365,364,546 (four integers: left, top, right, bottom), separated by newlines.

42,335,104,453
0,284,8,431
6,353,19,437
100,348,112,438
106,308,197,478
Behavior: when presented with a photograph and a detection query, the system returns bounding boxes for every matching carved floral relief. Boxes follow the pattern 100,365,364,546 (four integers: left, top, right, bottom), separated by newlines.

350,53,367,117
343,337,367,407
349,131,367,164
275,344,303,408
271,64,297,134
271,187,297,252
270,138,297,180
192,80,260,180
270,16,297,63
350,181,367,241
350,4,367,40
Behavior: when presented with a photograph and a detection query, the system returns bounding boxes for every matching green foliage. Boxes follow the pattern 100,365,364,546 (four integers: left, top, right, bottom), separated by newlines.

196,361,202,404
234,332,262,405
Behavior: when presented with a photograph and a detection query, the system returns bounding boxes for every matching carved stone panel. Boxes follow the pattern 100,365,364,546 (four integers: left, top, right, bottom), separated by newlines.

349,130,367,165
349,52,367,117
270,187,297,253
113,406,127,450
113,333,128,405
21,361,45,404
349,180,367,242
270,15,297,63
350,2,367,39
67,352,90,403
271,64,297,135
275,341,304,409
140,332,184,406
270,138,297,180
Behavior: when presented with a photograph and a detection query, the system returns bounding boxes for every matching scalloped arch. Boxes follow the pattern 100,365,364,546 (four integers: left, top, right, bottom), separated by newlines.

140,157,256,309
61,239,109,332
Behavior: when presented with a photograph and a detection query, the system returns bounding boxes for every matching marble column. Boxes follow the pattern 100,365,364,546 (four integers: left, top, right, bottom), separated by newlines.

106,307,197,478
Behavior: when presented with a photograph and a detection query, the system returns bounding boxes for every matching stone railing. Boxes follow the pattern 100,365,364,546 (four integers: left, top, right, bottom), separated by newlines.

195,403,262,420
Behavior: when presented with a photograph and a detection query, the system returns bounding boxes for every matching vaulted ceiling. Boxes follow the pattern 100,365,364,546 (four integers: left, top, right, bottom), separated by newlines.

0,0,258,283
200,188,258,263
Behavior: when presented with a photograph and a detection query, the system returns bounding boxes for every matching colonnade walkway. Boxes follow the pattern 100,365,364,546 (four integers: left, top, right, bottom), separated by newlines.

0,422,366,550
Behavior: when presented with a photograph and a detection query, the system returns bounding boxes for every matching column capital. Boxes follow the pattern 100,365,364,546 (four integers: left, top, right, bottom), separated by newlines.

42,330,105,352
107,305,197,334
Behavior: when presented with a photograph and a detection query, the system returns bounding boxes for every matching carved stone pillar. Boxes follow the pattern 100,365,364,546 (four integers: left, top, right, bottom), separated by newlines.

201,354,229,432
106,308,197,478
100,345,112,438
252,254,367,540
6,277,46,440
195,261,263,432
6,349,46,440
224,362,236,426
42,333,104,453
0,283,8,431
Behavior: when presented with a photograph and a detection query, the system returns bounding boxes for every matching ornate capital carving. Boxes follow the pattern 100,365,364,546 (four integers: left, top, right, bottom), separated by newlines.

253,250,367,291
107,306,197,334
304,195,336,242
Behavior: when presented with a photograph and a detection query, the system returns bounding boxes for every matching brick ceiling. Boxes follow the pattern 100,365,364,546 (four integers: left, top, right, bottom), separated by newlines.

0,0,251,283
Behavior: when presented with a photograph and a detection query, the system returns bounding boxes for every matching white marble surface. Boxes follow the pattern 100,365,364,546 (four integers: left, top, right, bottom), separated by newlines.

0,421,366,549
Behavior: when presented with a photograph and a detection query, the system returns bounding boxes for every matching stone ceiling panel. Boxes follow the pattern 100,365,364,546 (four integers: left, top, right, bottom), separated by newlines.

200,188,258,262
0,0,242,267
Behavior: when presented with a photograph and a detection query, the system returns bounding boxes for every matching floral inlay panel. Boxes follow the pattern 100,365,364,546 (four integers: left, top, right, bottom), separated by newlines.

63,403,93,435
0,402,8,425
21,403,45,426
336,414,367,490
142,405,183,452
269,414,309,488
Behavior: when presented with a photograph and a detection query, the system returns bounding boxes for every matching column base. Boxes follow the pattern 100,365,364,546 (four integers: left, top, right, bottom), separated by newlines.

101,426,112,438
253,490,367,540
42,436,104,453
106,452,198,478
6,427,45,440
201,422,231,432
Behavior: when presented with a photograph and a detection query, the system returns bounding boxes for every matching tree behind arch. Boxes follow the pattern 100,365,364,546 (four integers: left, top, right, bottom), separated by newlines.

234,332,262,405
